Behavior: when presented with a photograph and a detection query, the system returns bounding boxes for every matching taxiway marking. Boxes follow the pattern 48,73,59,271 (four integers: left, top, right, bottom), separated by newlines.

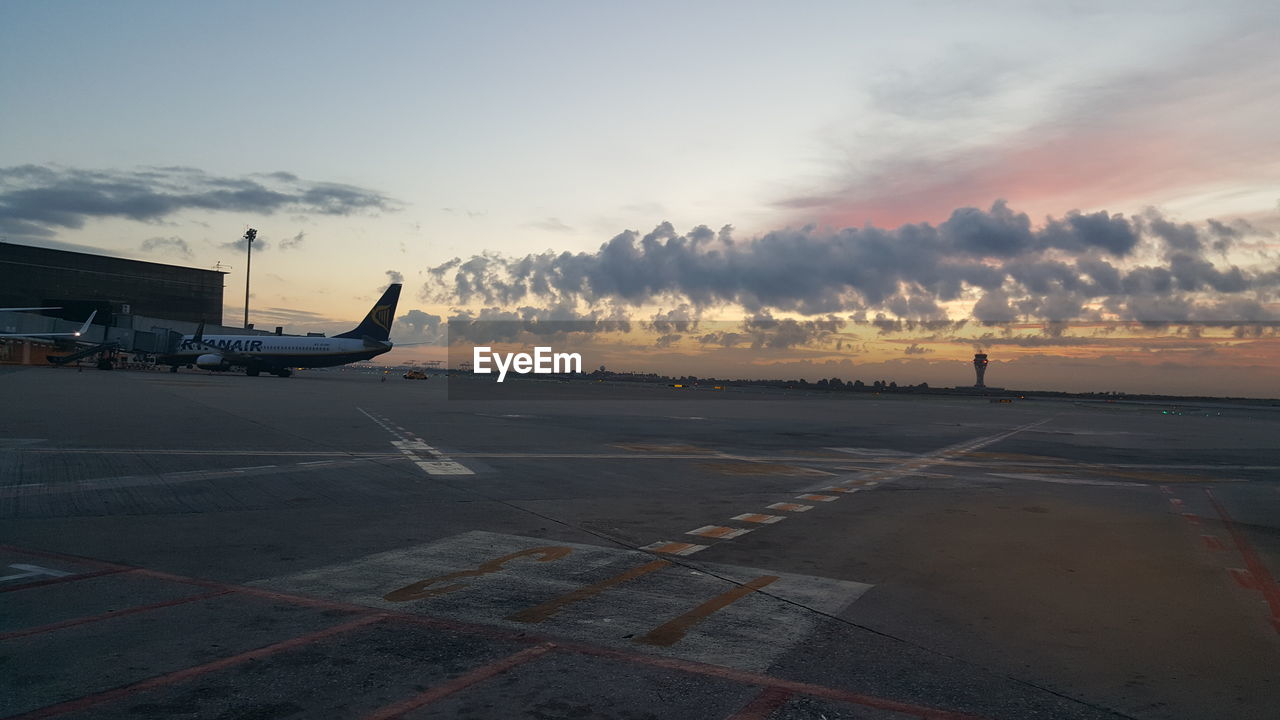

359,407,473,476
732,514,785,525
797,494,839,502
637,574,780,647
0,563,72,583
362,644,556,720
639,420,1054,564
640,540,709,556
254,531,871,670
687,525,754,539
506,559,671,623
2,543,981,719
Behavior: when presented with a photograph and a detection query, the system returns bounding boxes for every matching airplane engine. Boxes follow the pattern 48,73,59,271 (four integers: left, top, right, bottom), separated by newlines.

196,353,230,371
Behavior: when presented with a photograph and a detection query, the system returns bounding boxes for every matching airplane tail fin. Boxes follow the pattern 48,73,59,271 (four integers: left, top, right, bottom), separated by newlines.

193,320,206,344
334,284,401,341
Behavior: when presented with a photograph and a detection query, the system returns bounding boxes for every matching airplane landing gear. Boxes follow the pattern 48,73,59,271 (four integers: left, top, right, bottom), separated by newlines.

246,367,260,377
273,368,293,378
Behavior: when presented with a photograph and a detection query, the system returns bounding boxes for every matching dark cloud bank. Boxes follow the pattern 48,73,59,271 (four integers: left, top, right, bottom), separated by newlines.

0,165,398,240
426,201,1277,325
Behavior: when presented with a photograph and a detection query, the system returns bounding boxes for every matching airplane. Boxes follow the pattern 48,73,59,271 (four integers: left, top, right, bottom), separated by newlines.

161,284,401,377
0,311,96,338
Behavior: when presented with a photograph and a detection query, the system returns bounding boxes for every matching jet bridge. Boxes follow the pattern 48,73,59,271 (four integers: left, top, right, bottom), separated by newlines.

47,341,120,369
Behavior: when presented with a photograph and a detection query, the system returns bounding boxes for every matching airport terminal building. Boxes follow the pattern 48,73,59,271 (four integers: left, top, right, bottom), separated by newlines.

0,242,230,364
0,243,225,325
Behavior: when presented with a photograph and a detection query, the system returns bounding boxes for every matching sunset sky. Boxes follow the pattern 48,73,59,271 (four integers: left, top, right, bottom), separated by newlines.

2,2,1277,395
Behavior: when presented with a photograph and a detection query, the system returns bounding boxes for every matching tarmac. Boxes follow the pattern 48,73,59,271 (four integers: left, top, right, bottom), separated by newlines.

2,365,1279,719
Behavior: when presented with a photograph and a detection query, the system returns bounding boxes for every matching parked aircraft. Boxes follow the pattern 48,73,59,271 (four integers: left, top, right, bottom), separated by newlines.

162,284,401,377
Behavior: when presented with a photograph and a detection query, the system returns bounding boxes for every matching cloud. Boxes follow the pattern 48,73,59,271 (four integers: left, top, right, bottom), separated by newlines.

381,269,404,292
139,236,192,259
527,217,574,233
0,164,399,241
777,26,1279,229
445,303,632,345
425,202,1278,324
279,230,306,250
222,233,268,252
903,343,933,355
644,304,699,335
251,307,337,324
394,309,445,344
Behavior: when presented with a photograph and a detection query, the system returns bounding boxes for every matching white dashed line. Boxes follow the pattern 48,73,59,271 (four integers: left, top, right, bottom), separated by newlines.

767,503,813,512
732,514,786,524
686,525,754,539
797,494,839,502
641,541,709,556
359,407,474,476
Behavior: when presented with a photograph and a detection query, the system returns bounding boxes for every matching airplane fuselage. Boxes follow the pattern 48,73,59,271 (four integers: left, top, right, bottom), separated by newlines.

157,283,401,377
164,334,391,371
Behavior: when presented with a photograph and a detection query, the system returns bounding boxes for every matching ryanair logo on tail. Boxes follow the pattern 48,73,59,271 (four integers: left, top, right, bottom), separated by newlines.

371,304,392,331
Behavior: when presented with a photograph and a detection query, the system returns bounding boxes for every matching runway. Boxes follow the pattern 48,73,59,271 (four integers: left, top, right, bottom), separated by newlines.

2,366,1278,719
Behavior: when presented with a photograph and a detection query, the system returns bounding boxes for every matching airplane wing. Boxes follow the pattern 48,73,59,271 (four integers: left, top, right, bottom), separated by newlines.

0,311,96,338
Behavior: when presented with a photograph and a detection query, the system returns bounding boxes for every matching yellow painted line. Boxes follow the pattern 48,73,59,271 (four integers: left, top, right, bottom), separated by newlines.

636,575,781,646
686,525,753,539
731,513,785,525
506,559,671,623
796,494,838,502
766,503,813,512
640,541,708,556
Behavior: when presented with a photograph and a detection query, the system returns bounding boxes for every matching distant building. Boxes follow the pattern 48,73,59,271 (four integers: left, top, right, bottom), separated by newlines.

973,353,988,387
0,242,226,325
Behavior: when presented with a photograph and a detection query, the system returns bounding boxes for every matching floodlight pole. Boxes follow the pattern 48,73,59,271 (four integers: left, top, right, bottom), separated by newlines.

243,228,257,328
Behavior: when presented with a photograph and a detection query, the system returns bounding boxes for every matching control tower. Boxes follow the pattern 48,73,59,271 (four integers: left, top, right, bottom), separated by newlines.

973,353,989,387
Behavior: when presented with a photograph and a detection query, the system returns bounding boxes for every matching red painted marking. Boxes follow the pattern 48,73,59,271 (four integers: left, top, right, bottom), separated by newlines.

0,567,131,594
1,545,987,720
727,687,792,719
9,615,383,719
0,544,130,570
361,643,555,719
380,614,988,719
1229,568,1260,591
561,644,987,720
1201,535,1225,551
0,590,231,640
1168,498,1184,506
1207,489,1280,634
1182,513,1201,526
130,568,364,611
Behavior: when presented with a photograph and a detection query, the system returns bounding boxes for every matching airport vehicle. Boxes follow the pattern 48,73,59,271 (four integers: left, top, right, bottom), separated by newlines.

162,285,401,377
403,369,428,379
0,311,96,338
